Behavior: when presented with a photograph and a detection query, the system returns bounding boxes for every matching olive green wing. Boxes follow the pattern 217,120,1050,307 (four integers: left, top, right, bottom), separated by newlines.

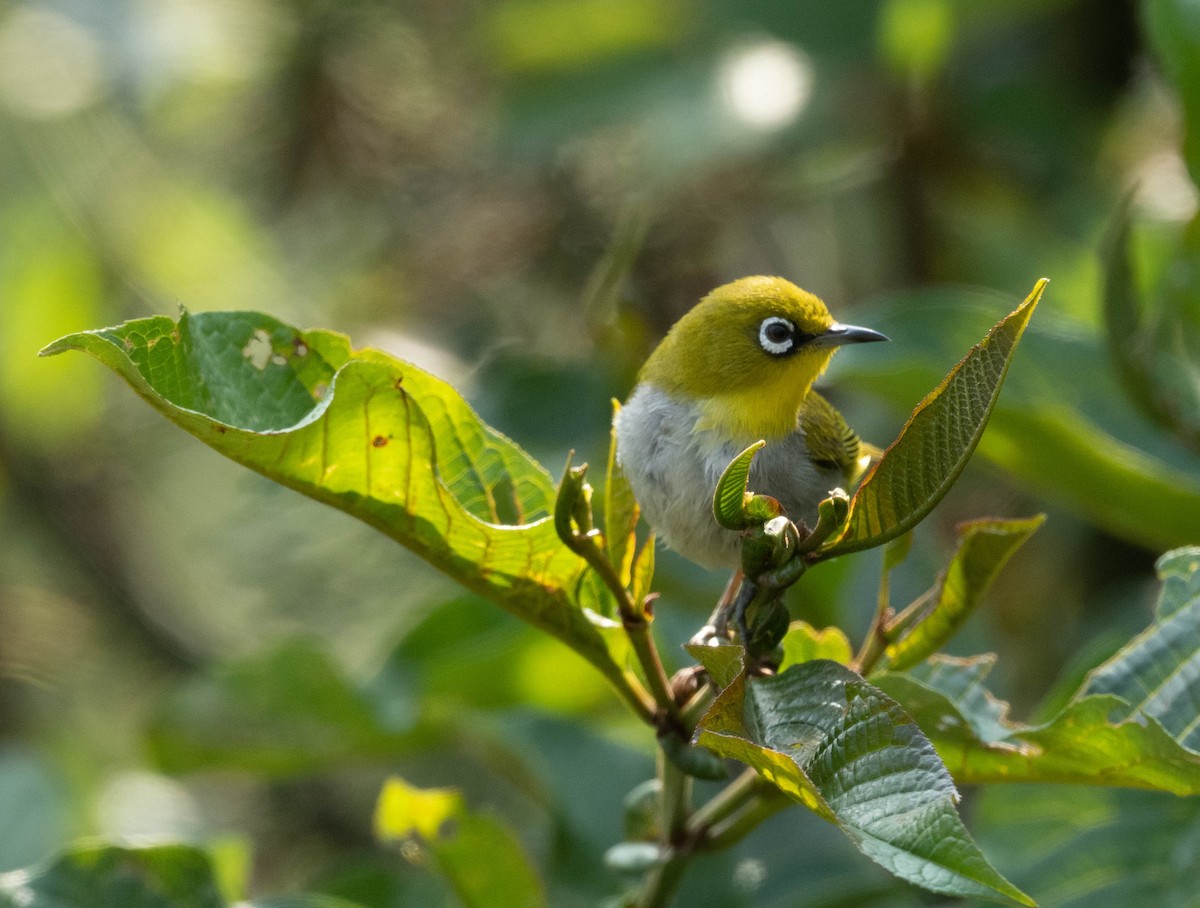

800,392,870,484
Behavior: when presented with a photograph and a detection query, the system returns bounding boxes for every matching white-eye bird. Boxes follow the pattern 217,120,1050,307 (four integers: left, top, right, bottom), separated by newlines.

615,275,887,570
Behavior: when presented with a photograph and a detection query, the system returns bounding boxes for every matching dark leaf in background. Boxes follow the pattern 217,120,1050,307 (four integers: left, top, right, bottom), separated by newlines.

1103,200,1200,454
0,844,226,908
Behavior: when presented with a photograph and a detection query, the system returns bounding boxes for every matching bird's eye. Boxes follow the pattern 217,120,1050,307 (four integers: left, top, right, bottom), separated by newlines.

759,317,795,355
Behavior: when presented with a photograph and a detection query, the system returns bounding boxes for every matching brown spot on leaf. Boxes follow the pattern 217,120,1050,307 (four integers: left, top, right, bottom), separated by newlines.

373,435,389,447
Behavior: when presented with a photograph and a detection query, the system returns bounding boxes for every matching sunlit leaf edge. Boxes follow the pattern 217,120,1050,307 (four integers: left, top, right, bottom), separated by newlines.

41,315,626,687
820,279,1046,558
883,515,1045,673
713,439,766,530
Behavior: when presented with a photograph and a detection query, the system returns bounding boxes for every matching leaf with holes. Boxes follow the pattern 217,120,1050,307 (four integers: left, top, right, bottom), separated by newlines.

41,311,626,690
819,280,1045,557
694,658,1034,905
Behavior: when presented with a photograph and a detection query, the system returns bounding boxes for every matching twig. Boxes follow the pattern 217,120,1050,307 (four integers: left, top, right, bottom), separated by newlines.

556,460,685,730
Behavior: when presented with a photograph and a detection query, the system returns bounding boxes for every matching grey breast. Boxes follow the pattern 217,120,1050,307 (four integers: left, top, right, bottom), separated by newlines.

615,384,840,570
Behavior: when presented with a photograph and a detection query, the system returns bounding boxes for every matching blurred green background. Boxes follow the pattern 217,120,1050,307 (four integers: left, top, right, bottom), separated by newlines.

3,0,1200,905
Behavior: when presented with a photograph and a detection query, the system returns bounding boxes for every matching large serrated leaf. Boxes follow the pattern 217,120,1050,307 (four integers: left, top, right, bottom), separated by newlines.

883,516,1044,672
695,659,1033,905
1080,547,1200,750
830,289,1200,551
820,280,1045,557
41,311,626,688
876,650,1200,794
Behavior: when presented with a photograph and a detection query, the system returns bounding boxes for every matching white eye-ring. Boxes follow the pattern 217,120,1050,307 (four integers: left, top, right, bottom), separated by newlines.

759,316,795,355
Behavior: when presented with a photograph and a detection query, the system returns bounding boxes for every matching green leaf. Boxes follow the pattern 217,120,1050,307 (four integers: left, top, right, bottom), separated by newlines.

435,814,546,908
250,898,366,908
684,643,745,692
882,530,914,573
629,533,656,613
978,406,1200,552
0,842,367,908
694,659,1033,905
830,288,1200,551
1103,201,1200,452
375,777,546,908
1080,547,1200,750
605,400,641,586
876,652,1200,794
0,843,226,908
713,440,766,530
148,641,415,776
743,597,791,658
973,785,1200,908
820,279,1045,557
554,457,594,547
41,311,626,689
658,728,729,780
882,516,1044,672
1144,0,1200,185
778,621,853,672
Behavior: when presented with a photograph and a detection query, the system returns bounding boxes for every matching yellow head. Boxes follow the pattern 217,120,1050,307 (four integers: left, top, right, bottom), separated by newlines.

639,276,886,440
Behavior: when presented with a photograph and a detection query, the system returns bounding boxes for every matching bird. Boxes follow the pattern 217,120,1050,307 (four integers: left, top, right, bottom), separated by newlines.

615,275,887,572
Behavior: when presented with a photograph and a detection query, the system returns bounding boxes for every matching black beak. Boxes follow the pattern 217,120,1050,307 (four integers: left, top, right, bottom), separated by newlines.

811,322,890,349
